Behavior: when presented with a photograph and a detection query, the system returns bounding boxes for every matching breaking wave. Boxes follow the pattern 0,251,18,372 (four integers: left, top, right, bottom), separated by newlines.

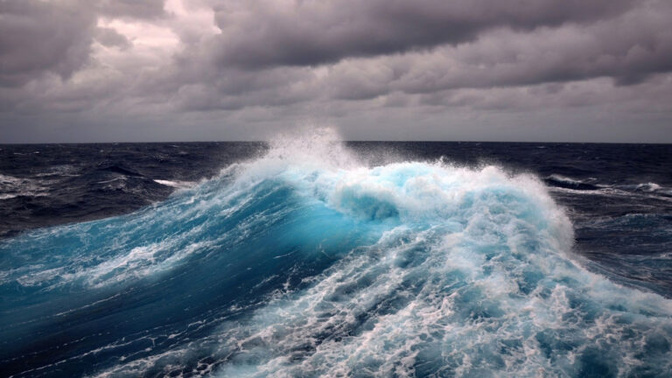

1,130,671,377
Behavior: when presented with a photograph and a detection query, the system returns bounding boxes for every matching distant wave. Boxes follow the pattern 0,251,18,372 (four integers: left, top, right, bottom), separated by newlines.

0,173,51,200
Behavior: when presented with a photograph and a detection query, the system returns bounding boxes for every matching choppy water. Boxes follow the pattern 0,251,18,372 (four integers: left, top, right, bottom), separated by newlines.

1,132,671,377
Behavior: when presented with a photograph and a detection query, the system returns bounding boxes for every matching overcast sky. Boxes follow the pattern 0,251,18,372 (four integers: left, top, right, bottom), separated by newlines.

1,0,671,143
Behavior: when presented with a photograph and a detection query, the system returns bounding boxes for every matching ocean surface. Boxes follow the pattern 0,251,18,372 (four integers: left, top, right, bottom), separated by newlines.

2,134,672,377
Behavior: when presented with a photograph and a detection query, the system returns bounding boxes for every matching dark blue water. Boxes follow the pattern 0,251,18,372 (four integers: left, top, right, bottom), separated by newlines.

2,134,672,377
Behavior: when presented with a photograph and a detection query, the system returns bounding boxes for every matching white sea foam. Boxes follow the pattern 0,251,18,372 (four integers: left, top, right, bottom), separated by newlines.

0,173,51,199
637,182,662,192
154,179,197,189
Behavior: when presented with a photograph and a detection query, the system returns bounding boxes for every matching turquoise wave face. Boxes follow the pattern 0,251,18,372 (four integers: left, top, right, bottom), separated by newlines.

2,139,672,377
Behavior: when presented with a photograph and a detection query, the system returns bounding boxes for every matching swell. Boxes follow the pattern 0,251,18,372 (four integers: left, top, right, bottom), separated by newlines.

0,142,261,238
1,134,671,377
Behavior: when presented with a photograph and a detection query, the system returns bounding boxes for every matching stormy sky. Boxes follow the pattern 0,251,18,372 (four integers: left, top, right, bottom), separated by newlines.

1,0,671,142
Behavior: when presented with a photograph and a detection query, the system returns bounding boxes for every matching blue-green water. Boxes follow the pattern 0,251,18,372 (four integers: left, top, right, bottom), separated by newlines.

2,135,672,376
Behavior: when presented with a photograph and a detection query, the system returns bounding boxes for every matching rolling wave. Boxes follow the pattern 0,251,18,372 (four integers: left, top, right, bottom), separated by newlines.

1,132,671,377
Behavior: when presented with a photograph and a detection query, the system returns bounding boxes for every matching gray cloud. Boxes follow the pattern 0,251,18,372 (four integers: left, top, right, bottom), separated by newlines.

0,0,169,88
1,0,672,143
97,0,166,20
317,1,672,101
94,27,131,49
0,0,96,87
209,0,635,69
173,65,319,111
169,0,672,112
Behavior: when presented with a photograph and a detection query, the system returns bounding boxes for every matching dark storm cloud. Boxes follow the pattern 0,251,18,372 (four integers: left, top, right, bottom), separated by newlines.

0,0,168,88
0,0,96,87
167,0,672,112
94,27,131,49
1,0,672,143
173,66,318,111
210,0,635,69
97,0,166,20
319,1,672,101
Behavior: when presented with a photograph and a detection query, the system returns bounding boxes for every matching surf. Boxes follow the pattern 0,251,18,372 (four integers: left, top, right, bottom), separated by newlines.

1,129,671,377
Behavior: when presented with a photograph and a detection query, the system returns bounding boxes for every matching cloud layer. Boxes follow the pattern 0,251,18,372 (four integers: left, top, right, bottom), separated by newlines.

209,0,635,68
1,0,671,142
